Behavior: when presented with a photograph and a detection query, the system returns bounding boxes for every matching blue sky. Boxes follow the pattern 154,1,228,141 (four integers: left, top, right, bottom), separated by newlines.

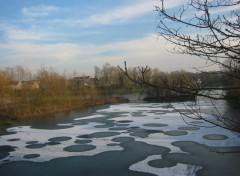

0,0,216,75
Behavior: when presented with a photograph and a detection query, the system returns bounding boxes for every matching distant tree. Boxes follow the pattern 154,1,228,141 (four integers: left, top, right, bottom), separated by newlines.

119,0,240,132
0,69,12,96
95,63,128,88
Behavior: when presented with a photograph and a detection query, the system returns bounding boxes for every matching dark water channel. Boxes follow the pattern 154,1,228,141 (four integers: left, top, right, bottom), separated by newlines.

0,101,240,176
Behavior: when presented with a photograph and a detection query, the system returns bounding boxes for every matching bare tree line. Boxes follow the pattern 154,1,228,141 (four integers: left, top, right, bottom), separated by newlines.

0,62,229,124
0,64,127,124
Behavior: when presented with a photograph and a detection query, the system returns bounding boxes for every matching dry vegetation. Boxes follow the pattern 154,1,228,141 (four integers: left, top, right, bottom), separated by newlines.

0,63,231,125
0,65,128,125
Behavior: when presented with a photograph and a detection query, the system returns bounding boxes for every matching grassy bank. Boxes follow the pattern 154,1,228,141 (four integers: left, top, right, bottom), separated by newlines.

0,96,128,126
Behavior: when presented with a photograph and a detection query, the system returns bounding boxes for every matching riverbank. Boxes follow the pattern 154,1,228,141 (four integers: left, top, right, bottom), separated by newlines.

0,96,129,126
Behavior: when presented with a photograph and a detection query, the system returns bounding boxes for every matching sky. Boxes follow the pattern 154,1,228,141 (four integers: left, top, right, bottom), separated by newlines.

0,0,218,75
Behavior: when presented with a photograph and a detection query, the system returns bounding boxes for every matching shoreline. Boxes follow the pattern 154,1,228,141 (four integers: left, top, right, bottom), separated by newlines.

0,97,129,126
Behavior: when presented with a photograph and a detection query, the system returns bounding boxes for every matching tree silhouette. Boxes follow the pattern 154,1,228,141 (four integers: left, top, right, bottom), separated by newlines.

119,0,240,132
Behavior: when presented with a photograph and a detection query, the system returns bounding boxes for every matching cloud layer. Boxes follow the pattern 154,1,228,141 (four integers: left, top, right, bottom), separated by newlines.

0,0,214,74
22,5,59,17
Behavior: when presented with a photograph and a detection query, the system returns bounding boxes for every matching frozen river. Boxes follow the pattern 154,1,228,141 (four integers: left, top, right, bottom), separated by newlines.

0,101,240,176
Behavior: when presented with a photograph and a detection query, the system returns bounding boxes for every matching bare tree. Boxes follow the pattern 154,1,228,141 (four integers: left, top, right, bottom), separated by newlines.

119,0,240,132
154,0,240,82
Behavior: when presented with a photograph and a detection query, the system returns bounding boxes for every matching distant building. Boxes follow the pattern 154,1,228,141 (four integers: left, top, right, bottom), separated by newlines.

72,76,98,89
197,79,202,86
11,81,40,90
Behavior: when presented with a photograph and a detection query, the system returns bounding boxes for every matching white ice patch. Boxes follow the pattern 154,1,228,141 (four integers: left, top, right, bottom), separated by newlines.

130,155,201,176
74,114,106,121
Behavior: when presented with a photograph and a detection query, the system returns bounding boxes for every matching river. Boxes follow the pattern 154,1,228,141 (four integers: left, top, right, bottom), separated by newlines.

0,100,240,176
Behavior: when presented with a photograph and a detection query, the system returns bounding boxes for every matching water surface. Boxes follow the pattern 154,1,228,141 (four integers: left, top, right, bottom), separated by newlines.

0,102,240,176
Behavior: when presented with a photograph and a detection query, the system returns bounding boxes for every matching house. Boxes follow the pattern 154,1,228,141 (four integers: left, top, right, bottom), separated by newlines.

11,81,40,90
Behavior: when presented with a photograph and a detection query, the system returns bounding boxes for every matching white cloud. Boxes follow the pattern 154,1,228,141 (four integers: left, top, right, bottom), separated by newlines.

0,43,83,73
0,34,216,74
22,5,59,17
21,1,188,27
6,29,49,41
0,24,67,43
84,2,154,25
206,1,240,15
88,34,212,72
79,0,187,26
